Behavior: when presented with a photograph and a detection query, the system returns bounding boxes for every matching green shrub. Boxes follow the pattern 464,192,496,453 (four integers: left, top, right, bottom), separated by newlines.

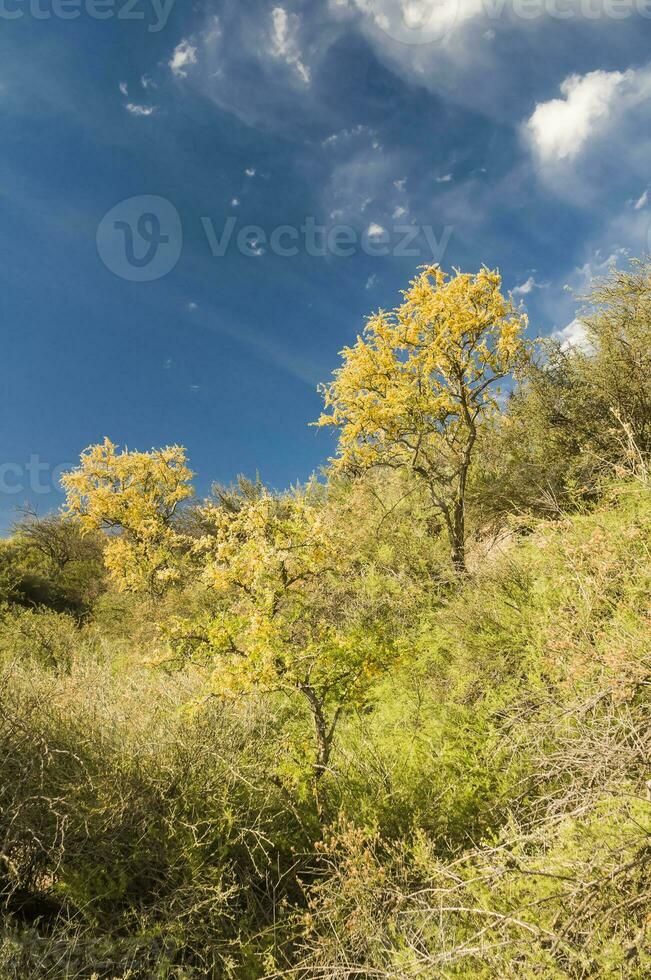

0,606,82,671
0,657,316,977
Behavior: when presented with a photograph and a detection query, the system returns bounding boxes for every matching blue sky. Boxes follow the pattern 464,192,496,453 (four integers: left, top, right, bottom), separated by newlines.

2,0,651,527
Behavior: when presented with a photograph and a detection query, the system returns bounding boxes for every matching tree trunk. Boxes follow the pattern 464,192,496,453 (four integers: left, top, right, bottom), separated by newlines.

449,496,467,575
429,460,470,576
311,698,331,781
299,684,341,824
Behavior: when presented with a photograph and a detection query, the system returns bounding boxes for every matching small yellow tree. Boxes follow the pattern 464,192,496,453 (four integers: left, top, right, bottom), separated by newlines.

316,266,528,573
170,487,393,804
61,438,194,594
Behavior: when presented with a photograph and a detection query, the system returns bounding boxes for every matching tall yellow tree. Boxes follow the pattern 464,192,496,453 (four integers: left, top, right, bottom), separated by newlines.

61,438,194,594
316,266,528,573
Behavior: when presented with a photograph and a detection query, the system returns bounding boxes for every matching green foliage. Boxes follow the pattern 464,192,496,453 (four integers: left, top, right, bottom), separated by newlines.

299,795,651,978
0,512,105,616
474,259,651,520
0,483,646,976
0,656,311,977
298,484,651,976
164,484,412,803
0,605,82,671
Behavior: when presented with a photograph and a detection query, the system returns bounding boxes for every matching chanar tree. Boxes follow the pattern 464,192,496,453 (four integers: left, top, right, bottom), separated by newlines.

61,438,194,594
316,266,528,573
169,486,394,812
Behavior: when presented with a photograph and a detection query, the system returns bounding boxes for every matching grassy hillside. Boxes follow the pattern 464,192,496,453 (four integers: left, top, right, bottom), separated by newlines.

0,481,648,977
302,482,651,977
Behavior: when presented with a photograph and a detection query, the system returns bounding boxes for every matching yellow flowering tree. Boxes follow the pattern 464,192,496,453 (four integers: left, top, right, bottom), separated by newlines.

316,266,528,573
170,487,393,799
61,438,194,594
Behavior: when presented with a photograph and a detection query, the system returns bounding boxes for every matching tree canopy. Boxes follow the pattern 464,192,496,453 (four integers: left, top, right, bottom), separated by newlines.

316,265,528,571
61,438,194,594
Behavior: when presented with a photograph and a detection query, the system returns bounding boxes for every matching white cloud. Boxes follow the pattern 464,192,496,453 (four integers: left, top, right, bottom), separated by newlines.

174,0,639,149
187,301,198,311
367,222,386,237
365,273,377,289
328,0,513,119
169,39,198,78
244,167,256,178
634,189,648,210
125,103,157,117
231,197,240,207
525,66,651,180
393,205,408,219
119,81,128,96
512,276,537,296
526,70,628,165
140,74,156,91
436,173,453,183
552,318,592,352
270,7,311,85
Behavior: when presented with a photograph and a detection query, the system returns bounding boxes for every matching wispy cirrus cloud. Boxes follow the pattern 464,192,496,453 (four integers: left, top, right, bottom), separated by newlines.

633,189,648,210
270,6,311,84
161,3,324,131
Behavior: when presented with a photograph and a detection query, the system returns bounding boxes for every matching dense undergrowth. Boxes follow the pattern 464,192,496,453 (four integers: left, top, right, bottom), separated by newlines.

1,484,649,977
0,263,649,977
